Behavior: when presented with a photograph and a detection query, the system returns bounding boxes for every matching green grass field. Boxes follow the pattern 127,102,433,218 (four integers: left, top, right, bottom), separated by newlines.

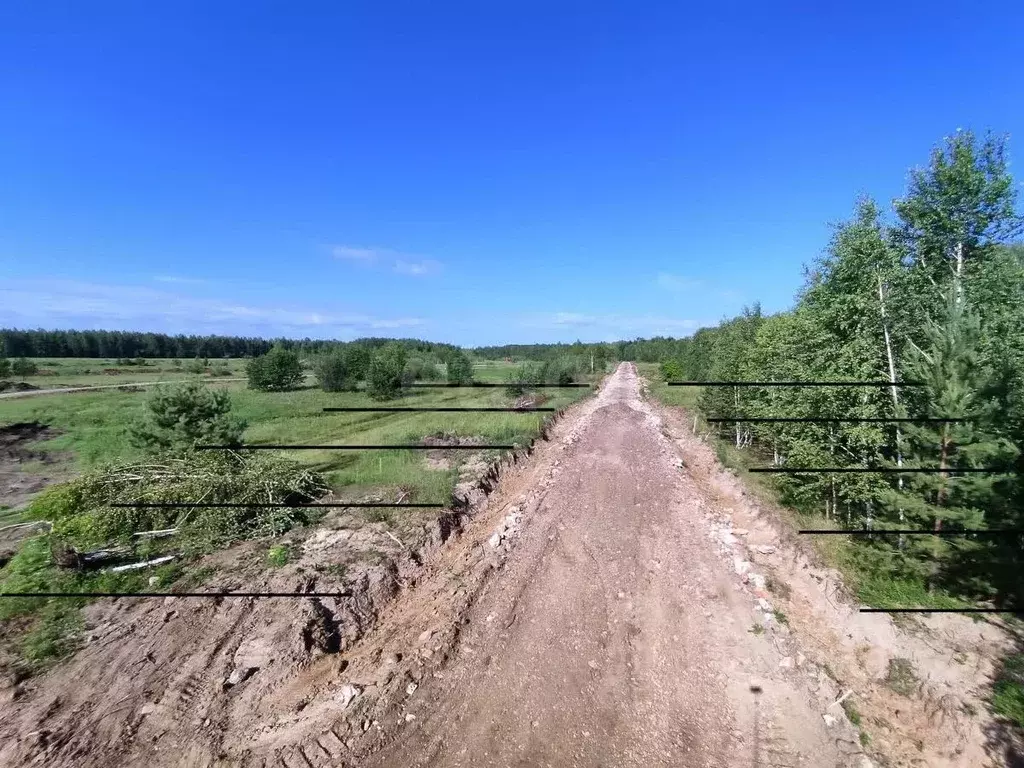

11,357,248,388
1,362,595,505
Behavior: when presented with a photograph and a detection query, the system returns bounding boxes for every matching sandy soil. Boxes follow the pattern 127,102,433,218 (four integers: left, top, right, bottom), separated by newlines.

1,363,1016,767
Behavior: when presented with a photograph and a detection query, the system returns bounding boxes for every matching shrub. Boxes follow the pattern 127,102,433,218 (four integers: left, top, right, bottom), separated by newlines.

11,357,38,377
184,358,206,374
505,363,542,397
345,346,372,382
316,351,358,392
31,451,327,553
445,351,474,385
367,343,408,400
246,346,303,391
210,363,233,377
0,357,10,378
129,380,246,453
660,359,685,381
404,356,441,383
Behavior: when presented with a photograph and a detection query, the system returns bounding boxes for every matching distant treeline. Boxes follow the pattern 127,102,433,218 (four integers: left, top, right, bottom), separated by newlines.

471,338,687,363
3,328,700,366
0,329,462,360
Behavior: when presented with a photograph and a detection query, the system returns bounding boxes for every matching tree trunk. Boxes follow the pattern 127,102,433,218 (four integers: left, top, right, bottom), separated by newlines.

879,275,906,548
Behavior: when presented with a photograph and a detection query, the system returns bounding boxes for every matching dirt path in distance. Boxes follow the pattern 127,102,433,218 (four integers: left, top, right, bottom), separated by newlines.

362,363,857,767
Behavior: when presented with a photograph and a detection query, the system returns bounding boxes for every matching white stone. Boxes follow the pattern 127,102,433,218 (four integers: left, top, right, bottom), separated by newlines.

822,713,837,727
488,532,503,548
406,682,418,695
339,684,361,708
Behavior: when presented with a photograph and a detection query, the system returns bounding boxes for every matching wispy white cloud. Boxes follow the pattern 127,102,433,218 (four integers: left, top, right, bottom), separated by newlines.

329,244,442,277
655,272,703,292
393,259,442,277
0,279,424,337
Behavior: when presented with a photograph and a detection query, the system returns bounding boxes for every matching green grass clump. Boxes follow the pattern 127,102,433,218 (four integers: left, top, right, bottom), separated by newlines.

992,655,1024,727
0,535,182,668
266,545,290,567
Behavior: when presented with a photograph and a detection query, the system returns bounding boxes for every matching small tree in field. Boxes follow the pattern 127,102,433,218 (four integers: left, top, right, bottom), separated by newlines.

445,351,474,385
0,357,10,378
367,343,407,400
247,346,303,391
11,357,38,377
130,381,246,453
316,351,358,392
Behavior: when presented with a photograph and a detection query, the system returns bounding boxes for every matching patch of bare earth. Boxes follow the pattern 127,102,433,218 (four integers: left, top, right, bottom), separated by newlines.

647,375,1024,767
0,423,68,562
0,390,594,767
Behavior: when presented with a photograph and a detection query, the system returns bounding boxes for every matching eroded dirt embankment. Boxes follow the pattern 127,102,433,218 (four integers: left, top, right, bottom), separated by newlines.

0,383,599,768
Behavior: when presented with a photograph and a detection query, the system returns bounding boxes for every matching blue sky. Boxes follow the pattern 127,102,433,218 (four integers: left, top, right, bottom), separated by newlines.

2,2,1023,346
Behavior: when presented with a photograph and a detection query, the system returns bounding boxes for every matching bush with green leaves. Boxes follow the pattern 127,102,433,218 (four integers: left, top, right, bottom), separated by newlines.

315,350,358,392
11,357,38,377
0,357,10,378
404,356,441,383
445,351,474,385
246,346,303,391
345,346,372,381
505,362,543,397
660,359,684,381
367,342,408,400
129,380,246,453
24,451,327,553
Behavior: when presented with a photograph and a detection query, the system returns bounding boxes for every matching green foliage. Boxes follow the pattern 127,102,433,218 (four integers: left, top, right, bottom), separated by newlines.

367,343,408,401
0,356,9,377
504,362,542,397
128,381,246,453
315,351,358,392
28,452,326,553
992,655,1024,728
247,346,303,391
266,544,290,567
404,356,442,383
445,350,474,385
11,357,38,376
184,358,206,374
660,359,684,381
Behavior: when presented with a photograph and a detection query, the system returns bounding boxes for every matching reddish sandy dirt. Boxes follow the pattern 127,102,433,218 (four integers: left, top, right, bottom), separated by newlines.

4,363,1012,767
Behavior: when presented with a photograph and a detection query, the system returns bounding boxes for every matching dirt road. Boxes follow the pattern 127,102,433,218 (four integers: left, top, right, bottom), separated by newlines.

364,363,850,767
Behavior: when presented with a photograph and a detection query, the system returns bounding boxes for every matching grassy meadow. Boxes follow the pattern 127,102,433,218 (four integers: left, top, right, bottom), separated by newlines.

11,357,249,389
1,358,592,506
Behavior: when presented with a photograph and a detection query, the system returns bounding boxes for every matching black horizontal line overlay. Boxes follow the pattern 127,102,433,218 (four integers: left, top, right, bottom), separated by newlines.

706,417,967,424
322,407,555,412
198,444,517,451
0,591,353,599
406,382,591,388
800,528,1024,536
112,502,444,509
668,381,924,387
860,608,1024,614
749,467,1011,474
